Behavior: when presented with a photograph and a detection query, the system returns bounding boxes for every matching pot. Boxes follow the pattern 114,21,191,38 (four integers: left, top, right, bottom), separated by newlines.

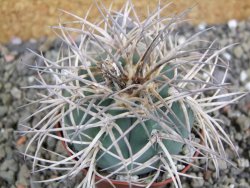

56,123,200,188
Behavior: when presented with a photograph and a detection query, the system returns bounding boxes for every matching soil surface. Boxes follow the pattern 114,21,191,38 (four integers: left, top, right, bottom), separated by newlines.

1,0,250,43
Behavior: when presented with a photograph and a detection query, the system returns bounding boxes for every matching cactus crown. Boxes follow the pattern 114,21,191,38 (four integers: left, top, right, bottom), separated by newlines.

21,1,245,188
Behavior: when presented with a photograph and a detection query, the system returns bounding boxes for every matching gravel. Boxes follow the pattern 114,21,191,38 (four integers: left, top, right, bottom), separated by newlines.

0,18,249,188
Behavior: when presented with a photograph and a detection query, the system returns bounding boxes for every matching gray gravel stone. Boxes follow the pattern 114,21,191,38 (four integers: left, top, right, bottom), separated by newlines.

0,170,15,184
0,159,18,172
1,94,12,105
191,176,205,187
236,115,250,131
16,164,30,186
0,144,6,160
245,82,250,91
0,106,8,117
233,46,244,58
10,87,22,99
235,132,243,141
237,158,249,168
218,160,228,170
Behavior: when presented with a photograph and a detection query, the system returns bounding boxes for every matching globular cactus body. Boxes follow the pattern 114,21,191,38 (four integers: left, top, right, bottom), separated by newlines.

64,80,194,175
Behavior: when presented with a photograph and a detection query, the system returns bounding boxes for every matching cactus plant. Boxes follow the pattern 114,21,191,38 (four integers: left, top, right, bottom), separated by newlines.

21,1,246,188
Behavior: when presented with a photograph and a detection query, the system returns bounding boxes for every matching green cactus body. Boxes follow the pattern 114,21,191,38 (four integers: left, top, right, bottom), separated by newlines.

63,53,194,176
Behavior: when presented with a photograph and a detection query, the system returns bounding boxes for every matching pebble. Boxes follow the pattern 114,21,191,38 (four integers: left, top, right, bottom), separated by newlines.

4,82,12,91
1,94,12,105
218,160,228,170
11,37,22,45
233,46,243,59
228,19,238,29
235,132,243,141
4,54,15,62
16,53,37,75
245,82,250,91
0,159,18,172
198,22,207,30
0,144,6,160
16,165,30,186
236,115,250,131
223,52,232,60
0,106,8,117
191,177,205,187
240,71,248,82
237,158,249,168
10,87,22,99
0,170,15,184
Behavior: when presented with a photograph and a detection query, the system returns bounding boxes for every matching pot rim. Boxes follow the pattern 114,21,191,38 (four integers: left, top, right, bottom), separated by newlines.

56,122,202,187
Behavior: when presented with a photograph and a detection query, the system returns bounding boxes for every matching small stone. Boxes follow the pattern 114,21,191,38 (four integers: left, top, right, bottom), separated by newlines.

4,54,15,62
0,106,8,117
0,170,15,184
0,144,6,160
198,22,206,30
233,46,243,59
240,71,248,82
203,170,213,181
16,184,26,188
191,177,204,187
236,115,250,131
11,37,22,45
223,52,232,60
10,87,22,99
16,53,37,75
237,158,249,168
245,82,250,91
3,146,13,159
1,94,12,105
0,159,18,172
16,136,27,146
228,19,238,29
17,165,30,186
28,76,35,83
4,82,12,91
218,160,228,170
235,132,242,141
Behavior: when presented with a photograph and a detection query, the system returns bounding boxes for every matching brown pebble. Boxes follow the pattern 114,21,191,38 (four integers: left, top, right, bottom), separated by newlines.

203,170,213,181
17,184,26,188
16,136,27,146
4,54,15,62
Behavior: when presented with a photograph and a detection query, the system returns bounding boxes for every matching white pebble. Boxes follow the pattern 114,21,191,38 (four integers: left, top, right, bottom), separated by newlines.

228,19,238,29
229,184,235,188
240,71,248,82
10,87,22,99
11,37,22,45
223,52,232,60
28,76,35,83
245,82,250,91
237,158,249,168
198,22,206,30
